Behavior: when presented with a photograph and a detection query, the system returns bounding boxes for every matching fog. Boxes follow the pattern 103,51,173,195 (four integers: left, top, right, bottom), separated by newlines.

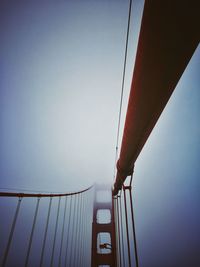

0,1,199,266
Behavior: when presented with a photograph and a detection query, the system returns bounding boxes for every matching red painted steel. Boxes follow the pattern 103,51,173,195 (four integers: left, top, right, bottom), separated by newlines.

91,184,117,266
113,0,200,195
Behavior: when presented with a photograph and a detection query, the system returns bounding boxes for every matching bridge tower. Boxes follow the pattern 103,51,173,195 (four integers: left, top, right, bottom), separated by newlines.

91,184,117,267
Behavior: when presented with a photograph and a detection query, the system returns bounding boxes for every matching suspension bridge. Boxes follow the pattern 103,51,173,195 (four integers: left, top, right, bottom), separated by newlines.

0,0,199,266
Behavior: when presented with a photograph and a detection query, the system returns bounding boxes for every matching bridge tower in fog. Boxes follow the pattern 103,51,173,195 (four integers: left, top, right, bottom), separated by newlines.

91,184,116,267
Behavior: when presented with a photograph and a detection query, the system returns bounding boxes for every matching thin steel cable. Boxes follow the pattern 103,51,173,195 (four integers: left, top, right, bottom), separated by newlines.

50,196,61,267
85,194,92,266
129,174,133,186
80,193,84,265
82,195,87,267
58,196,67,267
0,185,93,198
120,196,126,267
2,197,22,267
113,199,117,264
79,195,84,266
129,187,139,267
80,193,86,266
76,194,81,266
77,193,82,265
123,187,131,267
114,198,119,267
77,194,82,266
0,186,93,267
83,193,89,267
117,197,122,267
25,197,40,267
72,193,80,266
80,196,86,266
39,197,52,267
64,195,72,267
0,187,66,194
77,193,83,266
69,195,77,266
113,0,133,180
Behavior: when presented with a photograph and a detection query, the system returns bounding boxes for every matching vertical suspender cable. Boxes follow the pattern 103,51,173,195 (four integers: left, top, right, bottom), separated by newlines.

39,197,52,267
72,193,80,266
69,194,77,266
129,186,139,267
80,195,86,266
2,197,22,267
58,196,67,267
114,198,119,267
87,191,91,267
64,195,72,267
80,193,85,266
50,196,61,267
113,0,133,181
123,187,131,267
80,193,84,265
78,195,83,266
113,199,118,265
77,194,83,266
84,192,88,267
119,196,125,267
25,197,40,267
77,193,83,266
117,197,122,267
76,194,80,265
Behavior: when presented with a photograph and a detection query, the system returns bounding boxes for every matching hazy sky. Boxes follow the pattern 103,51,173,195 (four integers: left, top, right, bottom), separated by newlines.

0,0,144,192
0,1,200,266
134,45,200,267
